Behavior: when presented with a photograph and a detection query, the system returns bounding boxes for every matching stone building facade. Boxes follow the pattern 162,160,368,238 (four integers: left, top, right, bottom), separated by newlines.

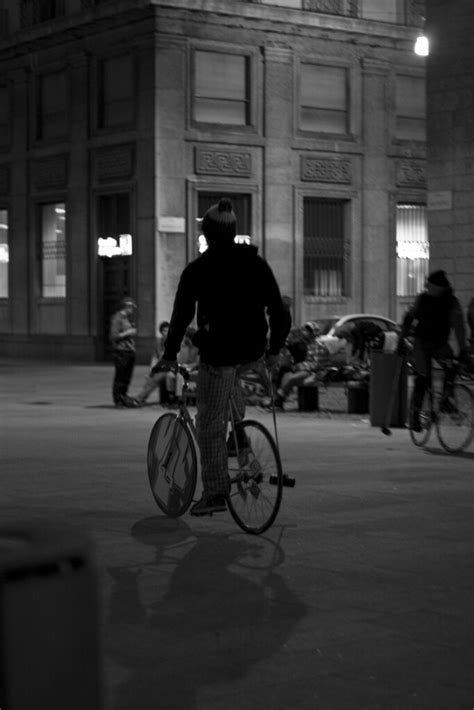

0,0,427,361
426,0,474,322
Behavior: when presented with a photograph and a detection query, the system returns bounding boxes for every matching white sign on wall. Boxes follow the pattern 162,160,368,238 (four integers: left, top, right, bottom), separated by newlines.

158,217,185,233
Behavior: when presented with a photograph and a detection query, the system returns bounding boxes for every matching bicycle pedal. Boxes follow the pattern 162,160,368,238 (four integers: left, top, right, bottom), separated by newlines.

283,475,296,488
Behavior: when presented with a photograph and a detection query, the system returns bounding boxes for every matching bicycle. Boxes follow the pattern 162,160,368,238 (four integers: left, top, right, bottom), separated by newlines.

147,364,284,535
408,359,474,453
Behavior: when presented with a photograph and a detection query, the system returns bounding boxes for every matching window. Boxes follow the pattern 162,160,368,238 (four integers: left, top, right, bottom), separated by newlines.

361,0,400,23
395,75,426,141
396,204,429,296
0,209,8,298
300,64,348,134
197,193,251,253
99,55,134,129
20,0,65,27
0,86,9,146
38,71,68,140
303,198,347,297
98,193,131,237
41,203,66,298
194,51,249,125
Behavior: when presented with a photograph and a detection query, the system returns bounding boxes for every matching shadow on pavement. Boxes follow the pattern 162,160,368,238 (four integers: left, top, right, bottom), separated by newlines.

105,516,307,710
424,446,474,460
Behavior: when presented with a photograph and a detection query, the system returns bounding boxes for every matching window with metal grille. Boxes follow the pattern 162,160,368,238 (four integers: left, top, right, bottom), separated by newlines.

395,75,426,141
0,209,8,298
41,203,66,298
396,203,429,297
300,63,348,134
194,51,249,126
99,55,134,129
303,198,347,297
38,70,68,140
197,193,251,253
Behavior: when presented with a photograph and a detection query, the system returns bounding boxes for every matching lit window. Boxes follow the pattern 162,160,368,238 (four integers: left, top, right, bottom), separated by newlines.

38,71,68,140
41,203,66,298
303,198,347,297
395,75,426,141
99,55,134,128
300,64,348,134
194,51,249,125
396,204,429,296
0,209,8,298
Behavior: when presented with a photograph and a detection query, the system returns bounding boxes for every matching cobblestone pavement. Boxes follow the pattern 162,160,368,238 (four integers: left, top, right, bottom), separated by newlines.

1,359,473,710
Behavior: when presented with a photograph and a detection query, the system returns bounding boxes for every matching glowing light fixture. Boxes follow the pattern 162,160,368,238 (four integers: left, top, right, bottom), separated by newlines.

414,32,429,56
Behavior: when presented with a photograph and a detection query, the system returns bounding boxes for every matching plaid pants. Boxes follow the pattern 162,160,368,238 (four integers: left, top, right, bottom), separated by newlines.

196,363,247,496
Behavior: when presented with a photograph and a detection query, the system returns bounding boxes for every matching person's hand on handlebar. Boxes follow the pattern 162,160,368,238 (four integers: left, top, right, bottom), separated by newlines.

150,358,178,377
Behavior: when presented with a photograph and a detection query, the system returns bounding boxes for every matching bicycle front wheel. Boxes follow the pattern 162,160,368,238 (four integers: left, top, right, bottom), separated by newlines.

408,389,432,447
147,412,198,517
226,420,283,535
436,383,474,453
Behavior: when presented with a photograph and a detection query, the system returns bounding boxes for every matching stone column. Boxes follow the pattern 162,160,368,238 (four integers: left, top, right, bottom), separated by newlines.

9,68,30,335
68,52,90,338
360,58,391,314
262,45,294,300
154,35,187,327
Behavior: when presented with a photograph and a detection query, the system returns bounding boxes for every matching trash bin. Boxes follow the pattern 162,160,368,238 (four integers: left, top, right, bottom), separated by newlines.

369,351,407,427
298,384,319,412
0,526,102,710
346,381,369,414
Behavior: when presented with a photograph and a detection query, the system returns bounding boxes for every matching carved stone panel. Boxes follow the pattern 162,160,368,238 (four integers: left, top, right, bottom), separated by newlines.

195,148,252,177
0,164,9,194
396,160,426,188
301,156,352,184
94,144,135,182
302,0,346,15
32,155,68,191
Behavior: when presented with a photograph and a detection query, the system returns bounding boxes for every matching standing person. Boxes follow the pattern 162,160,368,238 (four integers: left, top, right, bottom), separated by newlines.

398,270,469,431
153,197,290,516
109,297,137,408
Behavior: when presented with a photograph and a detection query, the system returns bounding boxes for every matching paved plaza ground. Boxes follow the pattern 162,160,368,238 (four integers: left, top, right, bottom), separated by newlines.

1,359,473,709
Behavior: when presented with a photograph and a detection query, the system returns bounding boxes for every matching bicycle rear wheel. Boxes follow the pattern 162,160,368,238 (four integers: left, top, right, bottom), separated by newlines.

226,420,283,535
147,412,198,517
436,383,474,453
408,389,432,447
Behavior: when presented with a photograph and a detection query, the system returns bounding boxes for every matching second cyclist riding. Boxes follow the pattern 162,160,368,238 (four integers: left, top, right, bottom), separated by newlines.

147,364,284,534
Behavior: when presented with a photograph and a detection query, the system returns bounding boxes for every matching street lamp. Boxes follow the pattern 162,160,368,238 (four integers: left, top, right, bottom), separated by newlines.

414,17,429,56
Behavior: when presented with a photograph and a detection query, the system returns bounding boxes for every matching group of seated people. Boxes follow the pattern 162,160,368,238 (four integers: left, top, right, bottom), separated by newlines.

132,317,390,410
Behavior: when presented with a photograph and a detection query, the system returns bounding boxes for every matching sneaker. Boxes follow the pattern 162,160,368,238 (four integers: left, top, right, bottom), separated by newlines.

189,494,227,517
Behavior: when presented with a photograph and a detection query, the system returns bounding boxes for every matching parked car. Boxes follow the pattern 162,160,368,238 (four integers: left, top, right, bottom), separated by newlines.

313,313,400,368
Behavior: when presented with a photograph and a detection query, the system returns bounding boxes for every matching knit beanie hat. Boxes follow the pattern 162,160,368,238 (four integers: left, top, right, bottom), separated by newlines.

201,198,237,245
427,270,450,288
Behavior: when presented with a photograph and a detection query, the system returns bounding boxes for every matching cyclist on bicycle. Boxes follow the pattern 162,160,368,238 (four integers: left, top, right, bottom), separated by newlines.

398,269,469,432
153,198,290,516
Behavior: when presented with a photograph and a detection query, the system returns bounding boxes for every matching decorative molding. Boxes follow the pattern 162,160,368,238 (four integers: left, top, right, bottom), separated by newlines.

195,148,252,178
32,155,68,190
396,159,426,188
301,156,352,184
361,57,391,75
94,144,135,182
0,164,9,194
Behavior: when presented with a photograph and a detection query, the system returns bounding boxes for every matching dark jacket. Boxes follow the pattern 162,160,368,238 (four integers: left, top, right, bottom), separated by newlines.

163,243,289,366
402,290,465,348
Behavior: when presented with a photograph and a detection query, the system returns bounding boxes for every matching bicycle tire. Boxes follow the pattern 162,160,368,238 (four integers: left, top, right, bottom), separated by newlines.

147,412,198,517
436,383,474,454
226,419,283,535
408,389,432,447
